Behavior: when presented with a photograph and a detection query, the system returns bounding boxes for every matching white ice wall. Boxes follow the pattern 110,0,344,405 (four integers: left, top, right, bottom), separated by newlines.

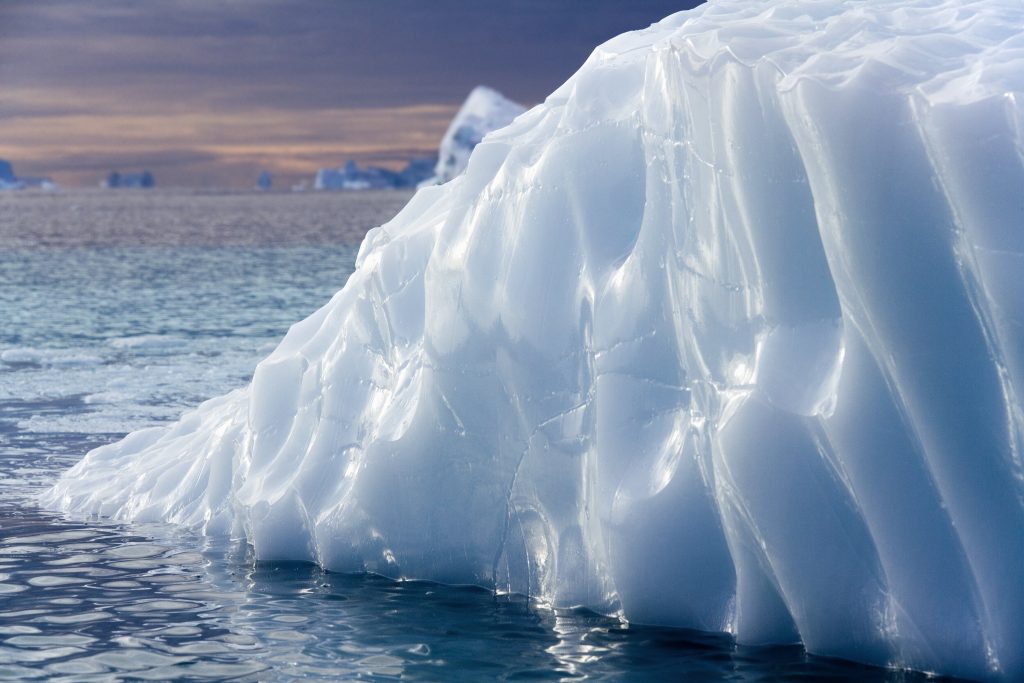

46,1,1024,679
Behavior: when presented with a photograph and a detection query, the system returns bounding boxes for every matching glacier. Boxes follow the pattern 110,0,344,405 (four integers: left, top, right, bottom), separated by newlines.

45,0,1024,679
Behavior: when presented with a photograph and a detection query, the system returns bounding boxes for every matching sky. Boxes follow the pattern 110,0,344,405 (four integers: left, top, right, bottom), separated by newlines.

0,1,701,188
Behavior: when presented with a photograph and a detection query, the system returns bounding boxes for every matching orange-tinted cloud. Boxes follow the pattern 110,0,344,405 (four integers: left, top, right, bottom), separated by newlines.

0,0,697,187
0,99,456,187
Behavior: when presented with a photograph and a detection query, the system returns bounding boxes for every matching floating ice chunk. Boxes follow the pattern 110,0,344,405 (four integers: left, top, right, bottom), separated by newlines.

45,1,1024,679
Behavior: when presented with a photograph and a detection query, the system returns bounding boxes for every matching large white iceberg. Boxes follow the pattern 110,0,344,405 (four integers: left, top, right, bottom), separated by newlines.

46,1,1024,679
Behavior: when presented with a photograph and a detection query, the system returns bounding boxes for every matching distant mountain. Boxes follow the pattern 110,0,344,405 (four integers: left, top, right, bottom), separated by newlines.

423,86,526,186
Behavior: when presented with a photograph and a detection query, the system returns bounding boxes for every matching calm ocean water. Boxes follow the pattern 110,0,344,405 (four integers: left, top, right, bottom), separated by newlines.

0,190,957,681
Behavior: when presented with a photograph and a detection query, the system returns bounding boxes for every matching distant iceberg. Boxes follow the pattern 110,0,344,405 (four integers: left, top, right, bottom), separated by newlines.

256,170,273,191
422,86,526,185
314,157,436,190
0,159,55,191
0,159,17,188
312,86,521,191
46,1,1024,679
104,171,154,189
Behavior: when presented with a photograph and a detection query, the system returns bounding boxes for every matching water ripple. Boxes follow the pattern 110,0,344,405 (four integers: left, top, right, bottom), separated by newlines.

0,200,973,680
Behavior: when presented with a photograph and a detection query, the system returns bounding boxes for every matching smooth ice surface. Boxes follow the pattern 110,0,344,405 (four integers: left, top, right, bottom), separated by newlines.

47,1,1024,679
424,86,526,185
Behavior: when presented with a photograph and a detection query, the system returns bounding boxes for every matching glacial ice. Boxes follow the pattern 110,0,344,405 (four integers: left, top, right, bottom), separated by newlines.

45,0,1024,679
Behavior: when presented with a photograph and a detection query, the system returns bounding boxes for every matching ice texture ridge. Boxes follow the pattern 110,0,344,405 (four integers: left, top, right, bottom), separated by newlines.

46,1,1024,679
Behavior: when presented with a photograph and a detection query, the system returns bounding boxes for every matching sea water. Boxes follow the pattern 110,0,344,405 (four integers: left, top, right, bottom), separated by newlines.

0,190,954,681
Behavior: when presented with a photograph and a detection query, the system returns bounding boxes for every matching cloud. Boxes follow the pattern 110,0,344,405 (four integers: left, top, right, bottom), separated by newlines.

39,148,221,173
0,103,458,187
0,0,701,186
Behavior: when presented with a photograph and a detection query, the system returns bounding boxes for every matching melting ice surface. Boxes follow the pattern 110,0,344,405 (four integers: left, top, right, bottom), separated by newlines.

47,1,1024,679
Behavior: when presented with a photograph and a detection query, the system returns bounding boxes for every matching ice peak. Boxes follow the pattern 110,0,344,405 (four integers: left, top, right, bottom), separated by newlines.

425,85,526,185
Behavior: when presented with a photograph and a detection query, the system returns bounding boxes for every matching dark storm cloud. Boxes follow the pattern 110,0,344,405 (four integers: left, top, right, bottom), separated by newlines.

0,1,702,186
2,0,698,107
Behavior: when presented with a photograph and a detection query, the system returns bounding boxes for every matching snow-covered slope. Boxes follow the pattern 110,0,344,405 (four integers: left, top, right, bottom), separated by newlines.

424,86,525,185
46,1,1024,678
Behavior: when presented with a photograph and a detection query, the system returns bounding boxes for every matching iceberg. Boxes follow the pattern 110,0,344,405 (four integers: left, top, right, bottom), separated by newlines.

256,170,273,191
104,171,155,189
0,159,17,188
314,157,437,190
0,159,54,190
423,85,526,185
46,0,1024,678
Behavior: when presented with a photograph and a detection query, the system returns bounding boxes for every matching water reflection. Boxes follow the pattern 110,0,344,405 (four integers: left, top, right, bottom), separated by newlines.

0,511,259,680
0,494,971,681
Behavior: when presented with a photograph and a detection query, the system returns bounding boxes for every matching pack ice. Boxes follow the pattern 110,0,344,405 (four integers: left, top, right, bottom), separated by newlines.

45,0,1024,678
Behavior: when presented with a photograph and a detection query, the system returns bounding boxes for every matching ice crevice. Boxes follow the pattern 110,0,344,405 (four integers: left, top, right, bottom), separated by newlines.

44,1,1024,679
